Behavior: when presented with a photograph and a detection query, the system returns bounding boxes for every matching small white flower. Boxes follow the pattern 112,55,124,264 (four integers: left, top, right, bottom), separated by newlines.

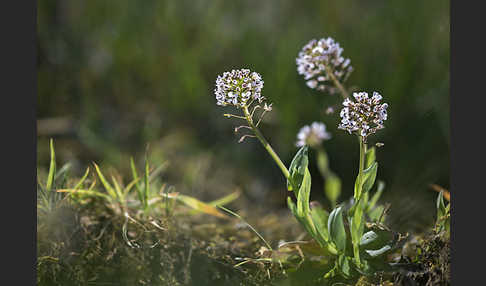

338,91,388,140
296,37,353,93
296,122,332,147
306,80,318,89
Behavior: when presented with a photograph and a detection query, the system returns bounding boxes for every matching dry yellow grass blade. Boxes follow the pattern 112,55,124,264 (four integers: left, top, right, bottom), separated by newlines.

429,184,450,202
164,192,228,219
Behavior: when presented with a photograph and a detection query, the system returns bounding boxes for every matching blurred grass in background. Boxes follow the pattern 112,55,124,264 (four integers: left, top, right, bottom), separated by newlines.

37,0,449,232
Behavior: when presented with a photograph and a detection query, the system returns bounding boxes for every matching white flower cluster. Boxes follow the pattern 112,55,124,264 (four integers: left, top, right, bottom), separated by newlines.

338,92,388,140
214,69,264,107
296,122,331,147
296,37,353,93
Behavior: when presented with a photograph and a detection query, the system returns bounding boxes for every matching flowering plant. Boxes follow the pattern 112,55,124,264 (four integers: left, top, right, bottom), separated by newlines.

213,37,402,280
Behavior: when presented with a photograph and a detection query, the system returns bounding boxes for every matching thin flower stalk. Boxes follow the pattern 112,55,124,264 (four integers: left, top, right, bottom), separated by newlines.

355,136,367,201
324,63,350,99
242,106,290,180
214,68,290,180
296,37,353,98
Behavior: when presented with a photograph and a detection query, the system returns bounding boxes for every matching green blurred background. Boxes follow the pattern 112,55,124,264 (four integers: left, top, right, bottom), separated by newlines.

37,0,449,232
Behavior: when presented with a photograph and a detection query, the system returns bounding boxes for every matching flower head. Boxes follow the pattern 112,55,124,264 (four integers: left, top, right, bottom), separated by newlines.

338,91,388,140
214,69,264,107
296,37,353,93
296,122,332,147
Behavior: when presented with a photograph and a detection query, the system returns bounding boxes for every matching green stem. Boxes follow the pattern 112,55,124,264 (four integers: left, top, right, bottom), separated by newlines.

316,146,330,177
355,136,367,200
242,106,290,180
352,136,367,268
324,63,350,99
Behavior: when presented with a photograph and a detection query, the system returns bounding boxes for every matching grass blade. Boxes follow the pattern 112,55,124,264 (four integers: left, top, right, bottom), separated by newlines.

57,189,112,201
111,175,124,201
46,139,56,190
124,177,141,196
130,157,142,193
188,190,241,215
93,163,117,199
219,205,272,251
143,154,150,208
208,191,241,207
54,163,71,181
73,167,90,191
177,194,227,218
148,161,169,183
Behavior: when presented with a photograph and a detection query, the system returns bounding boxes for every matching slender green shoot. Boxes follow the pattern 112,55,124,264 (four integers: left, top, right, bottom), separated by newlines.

218,205,273,251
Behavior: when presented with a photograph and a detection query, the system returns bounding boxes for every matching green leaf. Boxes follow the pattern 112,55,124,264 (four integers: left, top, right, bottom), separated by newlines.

288,196,319,248
359,229,393,248
111,175,124,201
143,154,150,208
437,190,446,220
309,205,330,246
189,191,240,215
328,206,347,253
361,162,378,194
287,146,309,192
337,255,353,278
208,190,240,207
316,148,329,177
54,163,71,181
72,167,90,191
359,230,378,246
291,168,317,237
350,198,366,243
325,174,341,207
367,205,385,222
93,163,118,199
350,196,366,266
123,177,141,196
148,161,169,183
365,147,376,169
296,168,311,217
367,180,385,211
46,139,56,191
365,245,391,257
57,189,112,201
130,157,143,193
287,165,326,248
287,197,299,218
436,191,450,234
359,229,395,258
